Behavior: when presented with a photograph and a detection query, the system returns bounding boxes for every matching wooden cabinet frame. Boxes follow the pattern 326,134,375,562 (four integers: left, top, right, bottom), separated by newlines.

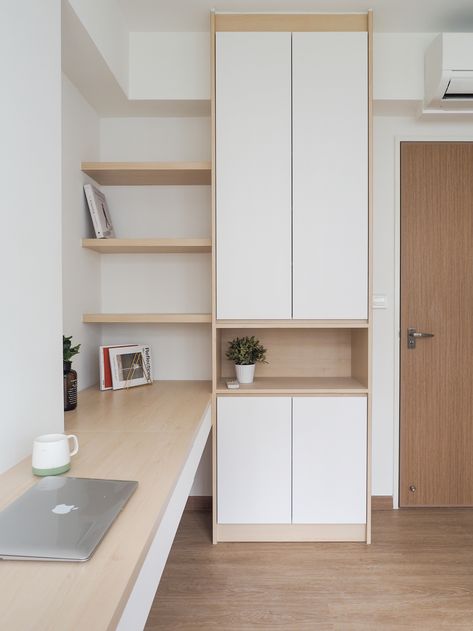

211,11,373,543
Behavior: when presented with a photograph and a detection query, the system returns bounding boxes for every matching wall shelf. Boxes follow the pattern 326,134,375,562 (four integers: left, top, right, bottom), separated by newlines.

216,377,368,395
83,313,212,324
216,319,369,329
81,238,212,254
81,161,212,186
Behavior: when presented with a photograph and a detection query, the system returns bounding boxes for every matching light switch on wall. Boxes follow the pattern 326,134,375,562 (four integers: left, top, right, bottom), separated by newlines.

373,294,388,309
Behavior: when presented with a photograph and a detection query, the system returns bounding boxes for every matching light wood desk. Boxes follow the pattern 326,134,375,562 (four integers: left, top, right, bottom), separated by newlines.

0,381,211,631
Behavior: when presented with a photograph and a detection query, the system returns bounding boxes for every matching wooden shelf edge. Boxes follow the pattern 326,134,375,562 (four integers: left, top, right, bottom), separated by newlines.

216,389,369,395
83,313,212,324
81,162,212,186
81,161,211,171
81,238,212,254
216,319,369,329
215,378,368,395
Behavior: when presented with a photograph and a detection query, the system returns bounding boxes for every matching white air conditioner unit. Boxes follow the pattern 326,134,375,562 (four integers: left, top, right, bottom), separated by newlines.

425,33,473,112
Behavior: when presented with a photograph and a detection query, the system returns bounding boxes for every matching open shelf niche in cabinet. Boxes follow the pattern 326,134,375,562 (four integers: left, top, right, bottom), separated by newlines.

215,327,368,394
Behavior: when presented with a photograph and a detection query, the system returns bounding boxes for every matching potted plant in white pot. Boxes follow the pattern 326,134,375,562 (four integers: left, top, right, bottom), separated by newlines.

225,336,267,384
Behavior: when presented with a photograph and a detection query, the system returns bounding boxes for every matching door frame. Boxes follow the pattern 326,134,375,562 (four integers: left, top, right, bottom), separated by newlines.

393,134,473,508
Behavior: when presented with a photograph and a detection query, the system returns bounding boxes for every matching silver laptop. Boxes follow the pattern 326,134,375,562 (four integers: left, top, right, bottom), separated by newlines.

0,476,138,562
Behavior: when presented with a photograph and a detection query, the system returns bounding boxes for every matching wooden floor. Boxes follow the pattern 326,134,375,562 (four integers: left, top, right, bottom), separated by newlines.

145,509,473,630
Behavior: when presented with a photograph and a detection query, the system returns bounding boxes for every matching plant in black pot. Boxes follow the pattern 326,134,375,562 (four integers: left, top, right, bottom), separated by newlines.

225,336,267,384
63,335,80,411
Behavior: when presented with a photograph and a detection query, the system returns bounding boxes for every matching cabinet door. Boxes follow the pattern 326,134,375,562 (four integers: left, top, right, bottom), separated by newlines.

216,32,292,319
292,32,368,319
293,397,367,524
217,396,292,524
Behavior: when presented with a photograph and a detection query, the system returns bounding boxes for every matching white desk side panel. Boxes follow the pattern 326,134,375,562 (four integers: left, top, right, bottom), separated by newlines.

116,404,211,631
292,32,368,319
217,396,292,523
216,32,292,319
292,397,367,524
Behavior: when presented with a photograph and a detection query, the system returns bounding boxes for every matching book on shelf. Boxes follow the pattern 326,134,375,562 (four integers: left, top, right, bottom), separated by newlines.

108,345,153,390
99,344,137,390
84,183,115,239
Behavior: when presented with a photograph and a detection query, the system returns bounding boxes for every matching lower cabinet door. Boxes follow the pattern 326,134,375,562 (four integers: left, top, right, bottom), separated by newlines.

292,397,367,524
217,396,292,524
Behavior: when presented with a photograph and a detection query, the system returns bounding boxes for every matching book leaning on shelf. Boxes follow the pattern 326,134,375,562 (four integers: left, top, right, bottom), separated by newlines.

84,183,115,239
108,345,153,390
99,345,137,390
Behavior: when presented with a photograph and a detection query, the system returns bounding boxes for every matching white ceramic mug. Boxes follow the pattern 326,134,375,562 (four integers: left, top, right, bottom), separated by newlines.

32,433,79,476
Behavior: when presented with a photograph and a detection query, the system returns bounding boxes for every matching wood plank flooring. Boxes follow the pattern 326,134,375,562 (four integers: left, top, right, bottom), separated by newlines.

145,509,473,630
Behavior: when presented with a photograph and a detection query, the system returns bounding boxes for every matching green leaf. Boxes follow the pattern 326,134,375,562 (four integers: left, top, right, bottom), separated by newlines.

225,336,268,365
63,335,81,362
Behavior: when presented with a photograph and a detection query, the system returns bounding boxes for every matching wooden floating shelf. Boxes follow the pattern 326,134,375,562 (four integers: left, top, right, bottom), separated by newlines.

216,377,368,395
81,238,212,254
83,313,212,324
81,161,212,186
216,319,369,329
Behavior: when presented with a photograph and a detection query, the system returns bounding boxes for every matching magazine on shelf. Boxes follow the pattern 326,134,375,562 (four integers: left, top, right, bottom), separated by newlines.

99,345,138,390
108,345,153,390
84,184,115,239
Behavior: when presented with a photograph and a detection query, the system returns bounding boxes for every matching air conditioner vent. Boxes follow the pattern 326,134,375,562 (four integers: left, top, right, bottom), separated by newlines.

425,34,473,111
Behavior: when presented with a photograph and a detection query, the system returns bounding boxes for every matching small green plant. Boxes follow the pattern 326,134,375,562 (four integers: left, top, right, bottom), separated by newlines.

226,336,268,366
63,335,81,363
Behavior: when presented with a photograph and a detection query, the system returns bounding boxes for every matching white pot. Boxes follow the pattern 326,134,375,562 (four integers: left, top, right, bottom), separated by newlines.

235,364,255,384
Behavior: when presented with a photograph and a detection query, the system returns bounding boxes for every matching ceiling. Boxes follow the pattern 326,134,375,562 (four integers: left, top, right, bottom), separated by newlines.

116,0,473,33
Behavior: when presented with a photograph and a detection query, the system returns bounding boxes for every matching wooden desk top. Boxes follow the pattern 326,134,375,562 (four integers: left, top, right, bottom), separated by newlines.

0,381,211,631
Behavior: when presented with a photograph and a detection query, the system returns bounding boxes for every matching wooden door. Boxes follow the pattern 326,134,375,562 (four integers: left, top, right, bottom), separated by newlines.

292,397,367,523
292,32,368,319
217,396,292,524
400,142,473,506
215,32,292,319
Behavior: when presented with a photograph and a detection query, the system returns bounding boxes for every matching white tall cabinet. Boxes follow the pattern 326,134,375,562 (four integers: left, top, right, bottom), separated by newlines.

216,32,292,320
292,32,368,319
212,12,372,544
216,30,368,321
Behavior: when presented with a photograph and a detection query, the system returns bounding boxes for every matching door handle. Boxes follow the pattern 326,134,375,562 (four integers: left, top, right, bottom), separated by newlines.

407,327,434,349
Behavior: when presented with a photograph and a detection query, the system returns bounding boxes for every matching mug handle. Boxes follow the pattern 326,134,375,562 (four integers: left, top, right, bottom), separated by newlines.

67,434,79,457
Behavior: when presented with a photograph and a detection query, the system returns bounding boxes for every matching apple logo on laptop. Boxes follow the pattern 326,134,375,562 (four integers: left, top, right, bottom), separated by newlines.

52,504,79,515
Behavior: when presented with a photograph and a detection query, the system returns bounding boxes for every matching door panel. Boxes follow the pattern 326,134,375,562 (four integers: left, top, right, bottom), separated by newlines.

400,142,473,506
293,397,367,523
217,396,292,524
292,32,368,319
216,32,292,319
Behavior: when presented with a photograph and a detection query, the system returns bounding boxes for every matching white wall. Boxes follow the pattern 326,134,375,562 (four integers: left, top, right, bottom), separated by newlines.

67,0,129,94
129,32,210,101
0,0,63,473
374,33,435,102
100,117,211,161
62,74,102,390
99,117,212,382
372,113,473,496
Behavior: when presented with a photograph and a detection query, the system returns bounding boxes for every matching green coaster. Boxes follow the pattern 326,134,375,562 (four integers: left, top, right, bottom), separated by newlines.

32,463,71,477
